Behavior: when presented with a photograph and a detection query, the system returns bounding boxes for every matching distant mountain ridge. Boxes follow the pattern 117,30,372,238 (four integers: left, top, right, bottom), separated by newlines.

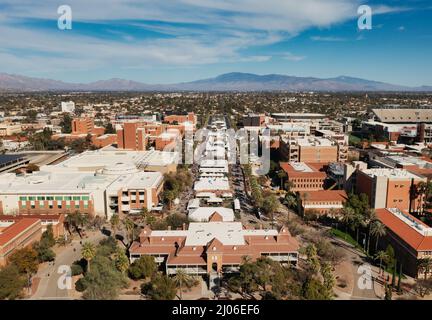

0,72,431,92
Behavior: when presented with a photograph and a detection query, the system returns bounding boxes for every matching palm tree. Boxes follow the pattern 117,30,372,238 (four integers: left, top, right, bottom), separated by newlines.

374,250,388,276
370,220,386,253
115,248,129,274
365,209,377,254
110,214,120,237
81,242,96,273
277,170,287,189
173,269,198,300
65,212,87,238
139,208,149,226
341,207,356,239
123,218,136,250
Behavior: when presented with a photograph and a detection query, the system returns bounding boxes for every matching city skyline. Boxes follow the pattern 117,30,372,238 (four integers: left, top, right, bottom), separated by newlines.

0,0,431,86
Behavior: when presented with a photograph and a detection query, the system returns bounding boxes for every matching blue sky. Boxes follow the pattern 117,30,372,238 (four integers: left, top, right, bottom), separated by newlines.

0,0,431,86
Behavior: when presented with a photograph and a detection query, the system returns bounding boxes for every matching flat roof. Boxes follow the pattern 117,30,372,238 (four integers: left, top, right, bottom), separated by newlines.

189,207,234,222
42,149,179,172
361,168,423,180
0,154,25,166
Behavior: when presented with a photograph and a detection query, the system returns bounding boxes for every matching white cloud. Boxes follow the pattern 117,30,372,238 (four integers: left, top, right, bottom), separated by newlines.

282,52,306,61
310,36,347,42
0,0,412,76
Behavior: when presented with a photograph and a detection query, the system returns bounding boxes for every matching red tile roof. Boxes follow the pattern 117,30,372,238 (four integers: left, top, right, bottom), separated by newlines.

300,190,348,202
376,209,432,252
0,218,41,247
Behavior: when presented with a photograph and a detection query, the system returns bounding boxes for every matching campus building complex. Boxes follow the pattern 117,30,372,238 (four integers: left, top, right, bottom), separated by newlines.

376,208,432,277
129,214,299,275
356,168,426,211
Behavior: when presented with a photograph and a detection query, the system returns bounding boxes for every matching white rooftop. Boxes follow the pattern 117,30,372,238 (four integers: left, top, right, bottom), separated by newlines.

194,177,230,191
296,137,334,147
387,208,432,236
289,162,314,172
189,207,234,222
185,222,277,246
362,168,422,179
41,149,179,173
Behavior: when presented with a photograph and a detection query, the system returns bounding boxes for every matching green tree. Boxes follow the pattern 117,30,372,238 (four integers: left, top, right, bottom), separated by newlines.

321,262,335,298
304,244,320,274
128,255,157,280
0,265,27,300
110,214,120,237
141,273,177,300
277,170,287,189
60,113,72,133
82,255,128,300
114,248,129,274
8,247,39,292
302,277,331,300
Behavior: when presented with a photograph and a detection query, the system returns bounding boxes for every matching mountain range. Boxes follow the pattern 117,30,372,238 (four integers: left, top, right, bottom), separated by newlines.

0,72,431,92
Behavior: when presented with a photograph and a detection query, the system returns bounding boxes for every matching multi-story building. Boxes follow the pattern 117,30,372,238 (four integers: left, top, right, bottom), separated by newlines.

61,101,75,113
129,215,299,276
163,112,197,127
280,137,342,163
356,168,426,212
0,123,22,136
0,217,42,266
0,214,65,238
41,148,179,174
299,190,347,217
280,162,326,192
362,108,432,144
376,208,432,278
0,163,164,219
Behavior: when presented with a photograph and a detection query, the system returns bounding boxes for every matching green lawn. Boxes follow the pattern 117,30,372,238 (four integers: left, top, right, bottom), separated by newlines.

330,228,362,249
348,133,361,146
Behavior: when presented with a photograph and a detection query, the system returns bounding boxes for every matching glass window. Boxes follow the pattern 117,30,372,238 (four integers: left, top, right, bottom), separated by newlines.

29,196,36,200
55,196,63,201
19,196,27,201
73,196,80,201
47,196,54,200
37,196,45,200
64,196,72,200
82,196,89,201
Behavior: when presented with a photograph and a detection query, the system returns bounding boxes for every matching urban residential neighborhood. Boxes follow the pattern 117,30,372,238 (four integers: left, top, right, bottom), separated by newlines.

0,0,431,309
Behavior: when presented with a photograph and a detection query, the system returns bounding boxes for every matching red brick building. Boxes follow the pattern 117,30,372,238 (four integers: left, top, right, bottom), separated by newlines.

0,217,42,266
280,162,327,192
129,214,299,275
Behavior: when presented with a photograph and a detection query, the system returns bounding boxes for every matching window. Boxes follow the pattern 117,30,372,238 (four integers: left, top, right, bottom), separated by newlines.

37,196,45,200
82,196,89,200
58,204,62,209
66,204,71,208
75,204,80,209
29,196,36,200
55,196,63,201
47,196,54,200
73,196,80,201
64,196,72,201
19,196,27,201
